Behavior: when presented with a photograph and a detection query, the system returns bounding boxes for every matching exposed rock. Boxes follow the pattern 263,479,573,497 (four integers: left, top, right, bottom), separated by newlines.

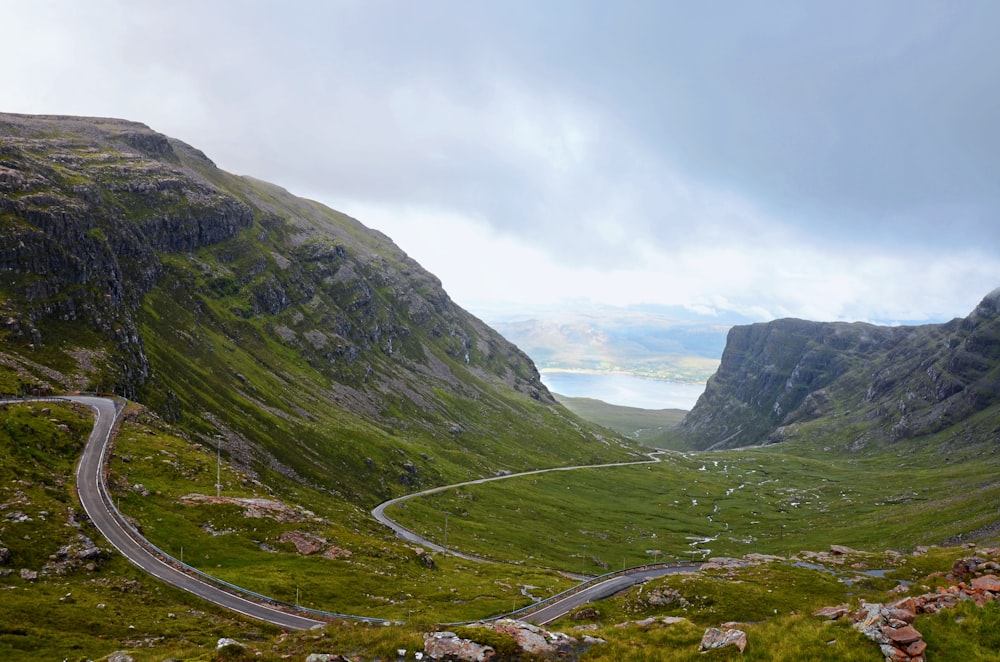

279,531,326,555
971,575,1000,592
321,546,353,560
643,586,690,607
179,493,314,522
490,619,578,656
812,604,850,620
677,292,1000,450
216,637,245,650
425,620,596,660
699,627,747,653
304,655,351,662
413,546,436,569
44,534,106,574
20,568,37,581
571,607,600,620
882,623,922,645
423,631,495,661
814,561,1000,661
105,652,135,662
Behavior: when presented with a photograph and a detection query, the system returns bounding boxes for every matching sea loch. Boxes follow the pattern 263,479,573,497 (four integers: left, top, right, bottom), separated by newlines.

540,370,705,410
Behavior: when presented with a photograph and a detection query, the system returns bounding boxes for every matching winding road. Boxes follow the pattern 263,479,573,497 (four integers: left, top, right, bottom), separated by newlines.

372,451,669,557
371,451,703,623
52,395,698,629
70,395,326,631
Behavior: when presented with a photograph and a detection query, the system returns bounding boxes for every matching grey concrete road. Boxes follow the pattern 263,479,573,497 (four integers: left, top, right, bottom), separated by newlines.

69,395,326,631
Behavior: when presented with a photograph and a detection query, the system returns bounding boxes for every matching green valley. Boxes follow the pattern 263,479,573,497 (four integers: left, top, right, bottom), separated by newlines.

2,113,1000,661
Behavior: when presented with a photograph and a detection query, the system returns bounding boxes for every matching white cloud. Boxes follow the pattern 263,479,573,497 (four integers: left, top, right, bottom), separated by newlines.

3,0,999,329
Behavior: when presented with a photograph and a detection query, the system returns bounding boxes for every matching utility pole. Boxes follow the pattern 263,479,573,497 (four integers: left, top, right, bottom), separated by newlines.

217,446,221,498
443,511,450,552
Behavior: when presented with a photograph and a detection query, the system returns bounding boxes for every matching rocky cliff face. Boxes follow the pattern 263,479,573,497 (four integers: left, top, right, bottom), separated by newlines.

677,290,1000,451
0,113,627,502
0,114,254,393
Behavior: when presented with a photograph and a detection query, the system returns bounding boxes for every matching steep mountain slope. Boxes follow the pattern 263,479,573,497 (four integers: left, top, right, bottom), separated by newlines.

675,290,1000,451
0,112,636,504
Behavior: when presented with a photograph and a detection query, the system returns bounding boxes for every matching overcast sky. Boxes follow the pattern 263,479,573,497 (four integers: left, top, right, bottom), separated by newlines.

5,0,1000,324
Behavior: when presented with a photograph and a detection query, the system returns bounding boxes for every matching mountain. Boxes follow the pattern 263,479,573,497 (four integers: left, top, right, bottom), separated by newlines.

0,112,637,504
673,290,1000,451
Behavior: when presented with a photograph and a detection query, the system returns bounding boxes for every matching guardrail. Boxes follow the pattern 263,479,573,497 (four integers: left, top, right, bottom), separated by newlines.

15,394,699,628
86,397,395,626
445,559,701,626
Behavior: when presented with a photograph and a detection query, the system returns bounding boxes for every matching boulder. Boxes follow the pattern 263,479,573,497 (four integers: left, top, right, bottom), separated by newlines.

644,587,689,607
971,574,1000,592
699,627,747,653
812,604,849,620
216,637,244,650
322,546,353,560
423,631,494,661
491,619,577,656
570,607,600,621
881,624,922,645
278,531,326,555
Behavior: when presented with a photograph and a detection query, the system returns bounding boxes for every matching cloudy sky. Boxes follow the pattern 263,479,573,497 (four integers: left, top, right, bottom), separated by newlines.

5,0,1000,325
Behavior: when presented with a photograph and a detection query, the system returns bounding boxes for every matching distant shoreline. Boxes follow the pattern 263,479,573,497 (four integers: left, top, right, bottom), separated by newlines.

539,367,706,386
538,370,706,410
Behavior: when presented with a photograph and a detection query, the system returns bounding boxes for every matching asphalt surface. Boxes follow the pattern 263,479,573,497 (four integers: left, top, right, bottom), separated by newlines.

52,395,697,628
372,450,703,623
371,451,667,560
524,565,700,625
69,395,325,631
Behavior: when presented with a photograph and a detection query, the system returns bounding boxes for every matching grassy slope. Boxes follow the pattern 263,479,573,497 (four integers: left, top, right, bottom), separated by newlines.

554,394,688,449
386,416,1000,569
4,399,1000,661
0,401,286,662
129,163,639,510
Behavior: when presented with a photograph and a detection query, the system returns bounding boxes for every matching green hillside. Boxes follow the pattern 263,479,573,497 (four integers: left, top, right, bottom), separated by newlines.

4,113,1000,661
554,394,688,448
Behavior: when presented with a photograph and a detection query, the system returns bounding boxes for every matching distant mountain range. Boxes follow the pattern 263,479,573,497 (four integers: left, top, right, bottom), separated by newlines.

487,304,745,383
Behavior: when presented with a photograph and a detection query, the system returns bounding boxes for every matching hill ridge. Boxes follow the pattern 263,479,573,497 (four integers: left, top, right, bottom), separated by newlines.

675,292,1000,451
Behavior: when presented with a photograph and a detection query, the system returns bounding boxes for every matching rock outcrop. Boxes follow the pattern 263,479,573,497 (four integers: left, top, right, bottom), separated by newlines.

423,631,495,661
1,112,632,509
423,620,595,661
677,289,1000,451
699,627,748,653
814,550,1000,661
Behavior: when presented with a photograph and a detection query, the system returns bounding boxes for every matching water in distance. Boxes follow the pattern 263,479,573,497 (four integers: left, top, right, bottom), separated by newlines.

540,370,705,410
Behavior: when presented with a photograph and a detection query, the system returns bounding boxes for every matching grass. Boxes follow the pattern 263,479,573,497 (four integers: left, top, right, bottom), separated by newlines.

554,394,688,448
5,398,1000,661
0,402,281,662
106,409,579,623
385,438,1000,572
